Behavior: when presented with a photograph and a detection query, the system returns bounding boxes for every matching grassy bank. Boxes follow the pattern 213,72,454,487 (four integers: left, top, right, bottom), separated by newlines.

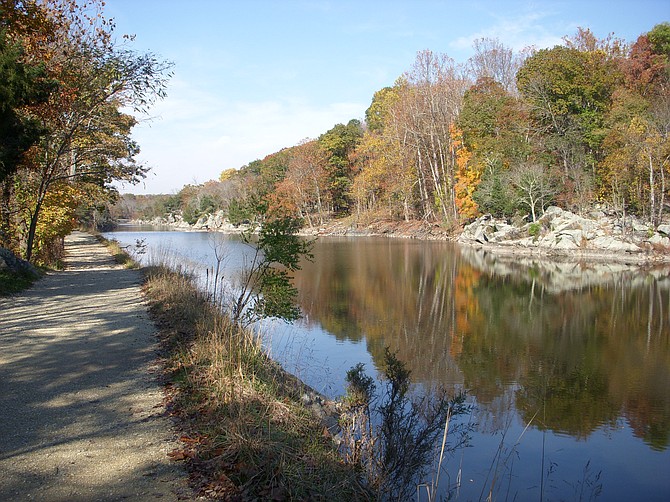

141,262,370,500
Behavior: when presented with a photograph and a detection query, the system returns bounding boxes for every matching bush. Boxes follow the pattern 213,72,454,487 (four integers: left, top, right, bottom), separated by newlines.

528,222,542,238
339,348,471,501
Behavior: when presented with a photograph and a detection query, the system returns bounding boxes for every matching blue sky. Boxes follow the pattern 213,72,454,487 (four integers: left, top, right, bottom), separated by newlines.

106,0,669,194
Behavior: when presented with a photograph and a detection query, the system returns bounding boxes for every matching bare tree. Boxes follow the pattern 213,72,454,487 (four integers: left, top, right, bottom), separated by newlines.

399,50,469,222
468,38,525,95
510,163,558,221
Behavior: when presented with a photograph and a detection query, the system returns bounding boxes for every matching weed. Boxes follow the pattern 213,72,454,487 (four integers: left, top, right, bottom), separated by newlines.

0,269,39,295
95,234,141,268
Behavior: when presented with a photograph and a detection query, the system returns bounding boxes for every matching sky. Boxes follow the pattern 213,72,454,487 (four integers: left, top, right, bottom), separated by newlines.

105,0,669,195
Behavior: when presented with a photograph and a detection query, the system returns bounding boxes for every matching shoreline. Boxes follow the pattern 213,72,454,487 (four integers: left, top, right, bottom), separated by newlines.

118,209,670,267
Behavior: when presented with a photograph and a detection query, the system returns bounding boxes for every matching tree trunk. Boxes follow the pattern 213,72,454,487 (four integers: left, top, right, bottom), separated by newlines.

657,156,666,226
25,197,43,263
0,181,10,247
649,153,656,225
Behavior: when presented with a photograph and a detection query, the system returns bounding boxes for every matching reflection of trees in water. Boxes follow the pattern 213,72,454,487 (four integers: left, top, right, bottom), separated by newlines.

295,239,467,383
293,238,670,449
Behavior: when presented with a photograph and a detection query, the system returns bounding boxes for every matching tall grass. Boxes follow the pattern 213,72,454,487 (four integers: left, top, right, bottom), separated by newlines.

142,261,371,500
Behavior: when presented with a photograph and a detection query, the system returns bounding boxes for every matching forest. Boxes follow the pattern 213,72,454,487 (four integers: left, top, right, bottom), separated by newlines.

1,0,668,265
116,22,670,241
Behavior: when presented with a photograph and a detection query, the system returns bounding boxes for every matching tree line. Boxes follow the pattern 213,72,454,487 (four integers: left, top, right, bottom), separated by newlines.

118,23,669,237
0,0,171,264
2,4,668,263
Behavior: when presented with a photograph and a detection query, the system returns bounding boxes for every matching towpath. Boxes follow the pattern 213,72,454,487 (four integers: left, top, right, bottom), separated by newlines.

0,232,188,501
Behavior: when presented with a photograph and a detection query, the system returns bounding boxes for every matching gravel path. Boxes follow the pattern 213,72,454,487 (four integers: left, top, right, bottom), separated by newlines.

0,232,188,501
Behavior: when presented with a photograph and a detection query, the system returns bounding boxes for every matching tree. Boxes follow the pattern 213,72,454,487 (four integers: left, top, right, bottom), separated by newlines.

354,81,417,221
318,119,364,215
601,24,670,224
510,163,559,221
0,28,47,184
467,37,525,95
648,22,670,56
516,42,626,214
232,212,313,326
365,86,396,133
2,0,171,262
452,124,479,220
473,160,517,217
399,50,469,222
270,139,328,225
457,77,532,217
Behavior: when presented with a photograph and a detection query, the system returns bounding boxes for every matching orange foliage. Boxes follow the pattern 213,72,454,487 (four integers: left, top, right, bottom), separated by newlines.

451,124,479,221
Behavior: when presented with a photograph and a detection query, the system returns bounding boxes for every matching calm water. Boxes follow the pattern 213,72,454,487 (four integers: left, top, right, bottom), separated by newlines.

105,227,670,501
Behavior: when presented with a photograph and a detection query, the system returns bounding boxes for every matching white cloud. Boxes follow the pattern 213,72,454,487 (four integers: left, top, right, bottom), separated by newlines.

450,10,570,55
121,79,365,194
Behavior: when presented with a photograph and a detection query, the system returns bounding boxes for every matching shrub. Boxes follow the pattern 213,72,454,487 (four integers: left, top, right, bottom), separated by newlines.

528,222,542,238
339,348,471,501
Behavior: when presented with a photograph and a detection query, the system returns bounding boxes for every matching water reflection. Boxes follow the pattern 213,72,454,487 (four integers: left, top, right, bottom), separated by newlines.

105,229,670,500
294,239,670,451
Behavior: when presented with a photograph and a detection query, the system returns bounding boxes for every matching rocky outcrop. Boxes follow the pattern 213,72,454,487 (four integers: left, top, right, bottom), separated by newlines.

458,207,670,262
129,210,244,233
0,247,39,277
192,210,241,232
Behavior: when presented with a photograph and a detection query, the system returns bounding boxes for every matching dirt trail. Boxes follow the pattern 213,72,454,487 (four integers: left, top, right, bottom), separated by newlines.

0,232,188,501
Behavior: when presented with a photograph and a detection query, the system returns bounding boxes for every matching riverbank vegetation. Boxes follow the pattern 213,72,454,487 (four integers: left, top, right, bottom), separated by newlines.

140,250,478,500
112,23,669,239
142,260,373,500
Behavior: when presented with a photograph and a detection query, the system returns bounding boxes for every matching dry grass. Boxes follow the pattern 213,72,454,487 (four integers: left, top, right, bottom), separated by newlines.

142,263,370,500
94,234,140,268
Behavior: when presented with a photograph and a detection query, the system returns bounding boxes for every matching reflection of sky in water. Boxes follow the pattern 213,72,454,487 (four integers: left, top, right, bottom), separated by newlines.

104,228,670,502
106,228,376,398
262,319,374,398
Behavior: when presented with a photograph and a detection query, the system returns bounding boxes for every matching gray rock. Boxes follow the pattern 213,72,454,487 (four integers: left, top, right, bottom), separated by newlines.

552,230,584,249
488,225,521,242
657,224,670,237
552,237,580,250
590,236,640,252
633,222,650,234
648,233,670,247
541,206,564,219
0,247,39,277
473,225,489,243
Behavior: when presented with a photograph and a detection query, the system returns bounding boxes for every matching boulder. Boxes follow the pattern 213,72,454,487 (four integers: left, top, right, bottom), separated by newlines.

488,224,522,242
632,221,651,234
0,247,39,277
541,206,564,220
472,224,489,243
648,233,670,247
551,236,580,250
552,230,584,249
657,224,670,237
589,236,640,252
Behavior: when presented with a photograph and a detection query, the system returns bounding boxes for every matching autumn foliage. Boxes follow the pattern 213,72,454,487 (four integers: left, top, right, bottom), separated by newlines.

188,24,667,232
0,0,171,263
